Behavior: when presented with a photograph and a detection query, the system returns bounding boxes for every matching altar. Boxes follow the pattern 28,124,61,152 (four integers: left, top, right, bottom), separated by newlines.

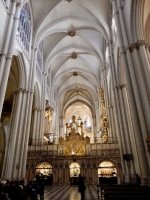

59,116,90,156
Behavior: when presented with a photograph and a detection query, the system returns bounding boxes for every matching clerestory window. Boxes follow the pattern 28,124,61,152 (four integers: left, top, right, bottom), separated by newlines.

17,3,31,56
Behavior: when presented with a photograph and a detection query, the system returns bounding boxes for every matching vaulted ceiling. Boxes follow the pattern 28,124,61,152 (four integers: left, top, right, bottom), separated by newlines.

25,0,111,116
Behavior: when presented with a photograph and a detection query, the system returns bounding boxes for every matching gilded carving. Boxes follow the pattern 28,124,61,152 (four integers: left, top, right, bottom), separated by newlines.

59,116,90,156
100,88,108,143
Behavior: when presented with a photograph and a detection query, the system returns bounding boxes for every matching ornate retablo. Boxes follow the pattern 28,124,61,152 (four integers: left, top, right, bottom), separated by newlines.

59,116,90,156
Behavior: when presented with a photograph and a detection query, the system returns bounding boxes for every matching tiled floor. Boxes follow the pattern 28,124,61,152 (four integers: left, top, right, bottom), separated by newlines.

37,184,98,200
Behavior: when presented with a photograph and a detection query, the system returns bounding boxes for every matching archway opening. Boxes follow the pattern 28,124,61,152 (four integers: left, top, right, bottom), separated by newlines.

64,102,93,139
69,162,80,185
98,161,117,184
35,162,53,185
0,56,19,177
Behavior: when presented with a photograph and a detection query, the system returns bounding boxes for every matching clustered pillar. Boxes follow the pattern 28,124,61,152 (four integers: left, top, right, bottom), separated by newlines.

111,0,150,184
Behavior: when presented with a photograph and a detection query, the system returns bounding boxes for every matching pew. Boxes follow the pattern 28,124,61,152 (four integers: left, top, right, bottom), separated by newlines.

97,184,150,200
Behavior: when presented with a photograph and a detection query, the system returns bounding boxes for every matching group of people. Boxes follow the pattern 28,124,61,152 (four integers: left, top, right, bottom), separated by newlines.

0,174,45,200
0,180,25,200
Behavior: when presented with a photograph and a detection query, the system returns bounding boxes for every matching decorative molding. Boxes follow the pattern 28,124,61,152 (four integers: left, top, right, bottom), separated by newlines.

71,53,77,59
73,71,78,76
129,43,137,52
14,88,23,94
33,108,38,111
130,41,147,51
137,40,146,48
68,31,76,37
116,84,126,89
23,89,28,94
99,88,108,143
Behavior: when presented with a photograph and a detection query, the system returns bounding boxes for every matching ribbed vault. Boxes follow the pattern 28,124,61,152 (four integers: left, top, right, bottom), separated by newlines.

24,0,111,121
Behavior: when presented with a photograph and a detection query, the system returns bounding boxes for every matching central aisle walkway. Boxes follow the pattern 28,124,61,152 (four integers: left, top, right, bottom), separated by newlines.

38,185,98,200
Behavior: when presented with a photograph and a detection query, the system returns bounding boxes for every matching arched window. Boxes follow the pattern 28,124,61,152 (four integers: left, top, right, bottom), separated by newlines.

17,3,31,56
36,42,43,83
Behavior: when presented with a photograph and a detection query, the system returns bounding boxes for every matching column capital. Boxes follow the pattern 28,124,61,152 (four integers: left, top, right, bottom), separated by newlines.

16,3,21,7
14,88,23,94
33,108,38,111
145,43,150,49
23,89,28,94
120,47,126,54
116,84,126,89
137,40,146,48
130,41,146,51
129,43,137,52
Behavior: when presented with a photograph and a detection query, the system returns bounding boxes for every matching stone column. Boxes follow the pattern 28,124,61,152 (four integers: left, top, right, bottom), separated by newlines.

18,91,31,178
39,109,45,145
32,108,38,145
108,43,126,176
0,3,21,118
21,92,34,179
20,45,38,180
1,92,17,178
138,43,150,92
131,45,150,136
103,68,115,139
12,89,28,179
118,86,135,179
59,116,63,137
113,0,149,182
5,88,23,179
145,45,150,68
0,1,17,85
117,0,150,174
36,109,41,145
39,72,47,144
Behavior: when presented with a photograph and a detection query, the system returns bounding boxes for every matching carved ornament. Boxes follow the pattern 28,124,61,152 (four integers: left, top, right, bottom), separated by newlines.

68,31,76,37
100,88,108,143
59,122,90,156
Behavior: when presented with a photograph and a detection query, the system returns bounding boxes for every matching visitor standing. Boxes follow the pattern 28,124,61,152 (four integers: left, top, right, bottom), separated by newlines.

78,174,86,200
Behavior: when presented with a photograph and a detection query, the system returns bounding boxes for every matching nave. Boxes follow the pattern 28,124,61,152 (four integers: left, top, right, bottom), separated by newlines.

36,185,97,200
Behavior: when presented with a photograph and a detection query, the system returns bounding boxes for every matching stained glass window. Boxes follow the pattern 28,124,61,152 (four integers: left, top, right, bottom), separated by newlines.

17,3,31,56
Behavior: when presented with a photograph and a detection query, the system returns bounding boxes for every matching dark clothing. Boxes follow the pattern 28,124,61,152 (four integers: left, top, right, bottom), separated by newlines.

78,175,86,200
39,182,44,200
135,174,141,185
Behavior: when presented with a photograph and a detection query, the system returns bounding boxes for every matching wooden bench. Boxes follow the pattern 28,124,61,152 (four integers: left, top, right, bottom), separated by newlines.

108,195,150,200
105,190,150,197
97,184,149,200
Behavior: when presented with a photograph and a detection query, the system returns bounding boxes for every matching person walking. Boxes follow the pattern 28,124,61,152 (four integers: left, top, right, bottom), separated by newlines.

78,174,86,200
38,177,45,200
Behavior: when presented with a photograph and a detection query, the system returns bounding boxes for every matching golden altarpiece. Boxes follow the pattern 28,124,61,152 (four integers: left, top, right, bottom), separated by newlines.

27,116,121,185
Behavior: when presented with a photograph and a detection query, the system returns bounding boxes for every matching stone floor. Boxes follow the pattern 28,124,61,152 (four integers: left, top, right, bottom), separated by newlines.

37,184,98,200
